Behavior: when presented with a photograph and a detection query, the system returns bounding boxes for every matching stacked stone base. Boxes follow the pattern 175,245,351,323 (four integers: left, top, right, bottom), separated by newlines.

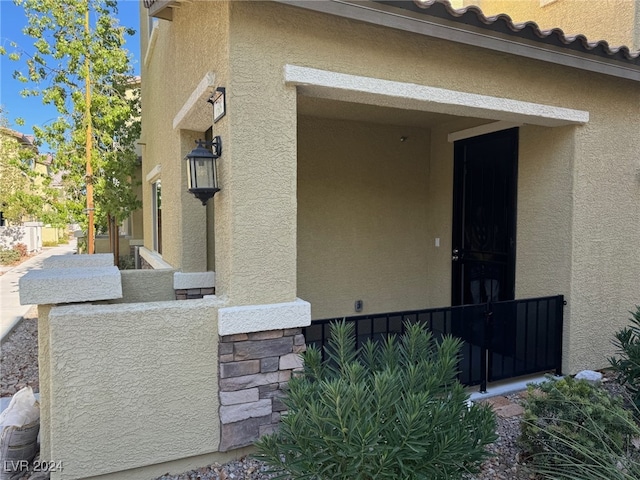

218,328,306,451
175,287,215,300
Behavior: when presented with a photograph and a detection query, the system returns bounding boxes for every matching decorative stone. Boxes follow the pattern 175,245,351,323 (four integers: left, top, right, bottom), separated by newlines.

259,424,278,437
219,354,234,363
575,370,603,383
221,333,248,343
220,399,272,424
258,384,279,397
233,337,293,361
279,353,303,370
220,360,261,378
293,344,307,354
219,415,272,452
260,357,280,373
219,342,234,355
293,334,305,346
220,388,260,406
220,372,281,391
248,330,284,341
494,403,525,418
284,328,302,336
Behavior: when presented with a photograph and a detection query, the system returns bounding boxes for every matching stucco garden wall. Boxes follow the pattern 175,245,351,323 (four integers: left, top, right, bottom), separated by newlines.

45,298,223,480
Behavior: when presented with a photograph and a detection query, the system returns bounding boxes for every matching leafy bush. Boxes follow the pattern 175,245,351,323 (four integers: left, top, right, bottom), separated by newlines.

118,255,136,270
255,321,497,480
519,376,640,479
0,249,21,265
13,242,28,257
610,306,640,410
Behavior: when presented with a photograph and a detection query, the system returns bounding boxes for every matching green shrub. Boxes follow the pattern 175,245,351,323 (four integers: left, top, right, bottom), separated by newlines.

610,306,640,410
0,249,21,265
255,321,497,480
13,242,28,257
519,376,640,479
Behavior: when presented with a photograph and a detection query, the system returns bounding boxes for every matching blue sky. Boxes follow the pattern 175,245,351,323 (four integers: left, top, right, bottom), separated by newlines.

0,0,140,151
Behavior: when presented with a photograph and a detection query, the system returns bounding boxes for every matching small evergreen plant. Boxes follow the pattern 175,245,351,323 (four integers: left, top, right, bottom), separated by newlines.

255,321,497,480
519,376,640,479
609,306,640,410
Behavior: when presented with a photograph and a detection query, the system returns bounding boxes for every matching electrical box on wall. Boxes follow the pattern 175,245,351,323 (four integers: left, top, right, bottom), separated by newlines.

355,300,363,312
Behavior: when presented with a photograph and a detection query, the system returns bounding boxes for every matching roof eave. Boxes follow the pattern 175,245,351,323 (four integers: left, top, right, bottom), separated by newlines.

272,0,640,82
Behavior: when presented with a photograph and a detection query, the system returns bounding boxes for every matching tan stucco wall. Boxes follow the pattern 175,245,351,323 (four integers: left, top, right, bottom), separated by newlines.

297,116,431,319
568,82,640,373
144,1,639,373
113,268,177,303
140,1,230,271
466,0,640,51
46,299,222,480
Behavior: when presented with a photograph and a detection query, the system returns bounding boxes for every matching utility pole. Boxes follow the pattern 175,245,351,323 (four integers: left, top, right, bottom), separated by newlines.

85,7,94,254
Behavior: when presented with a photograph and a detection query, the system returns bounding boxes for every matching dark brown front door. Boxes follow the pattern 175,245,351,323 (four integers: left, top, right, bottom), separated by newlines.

451,128,518,306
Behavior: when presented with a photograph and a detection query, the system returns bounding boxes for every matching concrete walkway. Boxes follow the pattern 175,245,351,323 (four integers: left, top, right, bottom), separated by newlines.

0,239,77,342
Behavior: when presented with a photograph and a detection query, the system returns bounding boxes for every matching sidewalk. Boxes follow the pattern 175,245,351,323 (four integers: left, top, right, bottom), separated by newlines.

0,239,77,342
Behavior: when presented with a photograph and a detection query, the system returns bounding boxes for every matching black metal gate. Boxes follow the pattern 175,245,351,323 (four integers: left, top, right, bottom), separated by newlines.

303,295,564,391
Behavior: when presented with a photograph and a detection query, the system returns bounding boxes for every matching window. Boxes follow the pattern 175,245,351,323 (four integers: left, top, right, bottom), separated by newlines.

152,180,162,254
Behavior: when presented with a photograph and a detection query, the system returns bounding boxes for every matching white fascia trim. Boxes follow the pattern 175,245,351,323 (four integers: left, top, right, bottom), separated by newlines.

139,246,174,270
284,65,589,127
146,164,161,183
173,271,215,290
448,121,522,142
173,72,216,131
218,298,311,336
275,0,639,82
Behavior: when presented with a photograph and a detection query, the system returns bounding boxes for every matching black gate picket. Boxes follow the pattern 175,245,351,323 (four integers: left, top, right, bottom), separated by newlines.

303,295,564,391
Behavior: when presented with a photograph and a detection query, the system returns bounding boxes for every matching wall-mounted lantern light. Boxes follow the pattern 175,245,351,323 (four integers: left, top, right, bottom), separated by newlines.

185,136,221,205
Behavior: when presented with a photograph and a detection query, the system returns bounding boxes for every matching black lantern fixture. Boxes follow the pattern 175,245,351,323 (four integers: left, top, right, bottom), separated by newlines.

185,136,221,205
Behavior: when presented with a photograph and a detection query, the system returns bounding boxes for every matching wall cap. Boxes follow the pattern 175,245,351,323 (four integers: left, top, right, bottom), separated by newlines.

218,299,311,336
174,271,216,290
19,266,123,305
43,253,113,269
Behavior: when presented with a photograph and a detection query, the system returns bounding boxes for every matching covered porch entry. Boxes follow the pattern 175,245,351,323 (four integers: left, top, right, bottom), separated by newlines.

291,66,586,384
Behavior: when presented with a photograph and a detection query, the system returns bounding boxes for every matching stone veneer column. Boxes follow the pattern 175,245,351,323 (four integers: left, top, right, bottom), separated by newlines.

218,328,306,451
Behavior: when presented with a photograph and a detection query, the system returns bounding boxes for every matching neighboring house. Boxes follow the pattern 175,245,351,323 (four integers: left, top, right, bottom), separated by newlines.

0,127,44,251
94,77,144,260
18,1,638,479
461,0,640,51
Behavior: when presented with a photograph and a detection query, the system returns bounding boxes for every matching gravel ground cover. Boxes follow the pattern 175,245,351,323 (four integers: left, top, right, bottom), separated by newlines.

2,315,534,480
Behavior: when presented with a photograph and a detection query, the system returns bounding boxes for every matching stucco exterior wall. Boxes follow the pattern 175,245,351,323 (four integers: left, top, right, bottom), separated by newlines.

144,1,639,374
568,81,640,373
140,1,230,270
466,0,639,51
46,299,222,480
297,116,431,319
